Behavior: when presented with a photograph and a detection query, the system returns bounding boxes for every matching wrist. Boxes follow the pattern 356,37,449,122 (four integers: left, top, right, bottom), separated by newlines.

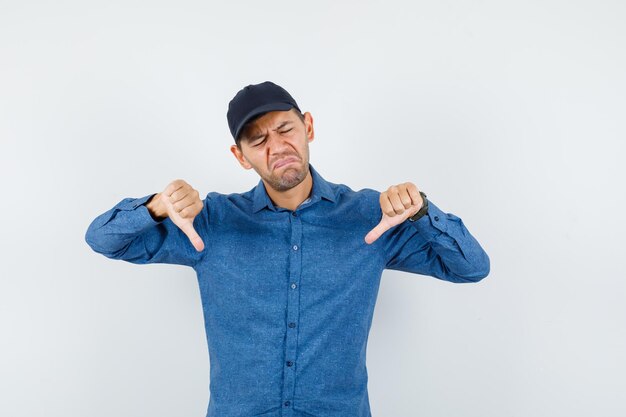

146,193,168,221
408,191,428,222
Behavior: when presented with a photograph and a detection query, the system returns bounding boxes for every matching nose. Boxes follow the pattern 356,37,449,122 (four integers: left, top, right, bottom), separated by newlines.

266,132,299,169
266,130,290,154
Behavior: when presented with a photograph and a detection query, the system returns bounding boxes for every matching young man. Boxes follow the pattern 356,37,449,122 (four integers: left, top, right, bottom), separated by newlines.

85,81,490,417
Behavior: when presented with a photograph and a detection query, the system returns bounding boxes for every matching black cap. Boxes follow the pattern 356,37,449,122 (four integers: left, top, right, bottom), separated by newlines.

227,81,301,142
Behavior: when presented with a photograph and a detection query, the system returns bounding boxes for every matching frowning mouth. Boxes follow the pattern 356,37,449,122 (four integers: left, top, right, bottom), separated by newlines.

273,157,299,170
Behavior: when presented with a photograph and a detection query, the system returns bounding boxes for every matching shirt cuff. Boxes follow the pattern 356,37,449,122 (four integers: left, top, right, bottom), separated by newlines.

114,193,165,225
115,193,157,210
407,199,448,241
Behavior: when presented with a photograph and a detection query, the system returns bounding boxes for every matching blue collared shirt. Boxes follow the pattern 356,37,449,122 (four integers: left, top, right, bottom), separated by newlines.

85,164,490,417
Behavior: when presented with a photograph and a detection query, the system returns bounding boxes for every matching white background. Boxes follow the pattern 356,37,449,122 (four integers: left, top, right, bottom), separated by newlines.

1,1,625,416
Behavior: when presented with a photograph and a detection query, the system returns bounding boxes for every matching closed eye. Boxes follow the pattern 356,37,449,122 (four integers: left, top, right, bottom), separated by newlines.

251,128,292,146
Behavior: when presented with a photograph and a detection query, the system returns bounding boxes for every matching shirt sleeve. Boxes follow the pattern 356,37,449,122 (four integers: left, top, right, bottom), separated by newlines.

382,199,490,283
84,193,209,268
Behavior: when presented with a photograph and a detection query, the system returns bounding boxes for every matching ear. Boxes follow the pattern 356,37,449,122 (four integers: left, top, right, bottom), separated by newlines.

230,144,252,170
303,112,315,143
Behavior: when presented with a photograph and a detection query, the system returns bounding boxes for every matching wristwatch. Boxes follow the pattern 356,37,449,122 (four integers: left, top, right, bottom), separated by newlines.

408,191,429,222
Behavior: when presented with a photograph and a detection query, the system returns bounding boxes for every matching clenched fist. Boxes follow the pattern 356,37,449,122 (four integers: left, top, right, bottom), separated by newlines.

146,179,205,252
364,182,424,245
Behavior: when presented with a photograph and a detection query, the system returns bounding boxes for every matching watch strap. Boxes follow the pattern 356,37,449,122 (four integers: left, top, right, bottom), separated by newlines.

408,191,428,222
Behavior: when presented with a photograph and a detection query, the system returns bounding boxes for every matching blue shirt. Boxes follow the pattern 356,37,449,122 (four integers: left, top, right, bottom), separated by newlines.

85,164,490,417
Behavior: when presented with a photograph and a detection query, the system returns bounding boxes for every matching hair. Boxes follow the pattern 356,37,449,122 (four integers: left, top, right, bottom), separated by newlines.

236,108,305,148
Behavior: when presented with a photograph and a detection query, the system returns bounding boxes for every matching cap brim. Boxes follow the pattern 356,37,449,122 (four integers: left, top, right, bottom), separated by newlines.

234,102,295,141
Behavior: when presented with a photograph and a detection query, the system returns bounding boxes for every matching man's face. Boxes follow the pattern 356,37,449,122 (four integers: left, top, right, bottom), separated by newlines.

230,109,315,192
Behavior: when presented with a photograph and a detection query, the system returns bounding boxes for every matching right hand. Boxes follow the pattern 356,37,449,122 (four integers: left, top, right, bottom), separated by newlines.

148,179,205,252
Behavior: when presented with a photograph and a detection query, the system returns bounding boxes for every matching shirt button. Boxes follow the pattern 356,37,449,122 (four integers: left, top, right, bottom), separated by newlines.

284,401,291,407
291,283,297,289
434,215,440,221
292,212,297,217
292,245,298,251
286,361,293,367
288,322,296,328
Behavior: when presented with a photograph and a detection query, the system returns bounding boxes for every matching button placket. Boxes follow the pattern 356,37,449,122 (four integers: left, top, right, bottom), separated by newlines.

281,212,303,413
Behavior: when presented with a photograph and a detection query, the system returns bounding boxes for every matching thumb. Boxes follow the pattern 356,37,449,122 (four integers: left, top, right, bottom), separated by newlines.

364,219,391,245
179,220,205,252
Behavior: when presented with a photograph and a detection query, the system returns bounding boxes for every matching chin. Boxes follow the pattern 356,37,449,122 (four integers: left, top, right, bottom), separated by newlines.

270,167,306,191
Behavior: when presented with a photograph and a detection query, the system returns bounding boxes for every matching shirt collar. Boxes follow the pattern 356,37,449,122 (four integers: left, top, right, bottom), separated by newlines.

251,163,336,213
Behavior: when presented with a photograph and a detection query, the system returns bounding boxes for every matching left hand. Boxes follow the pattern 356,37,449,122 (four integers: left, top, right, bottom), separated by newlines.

364,182,424,244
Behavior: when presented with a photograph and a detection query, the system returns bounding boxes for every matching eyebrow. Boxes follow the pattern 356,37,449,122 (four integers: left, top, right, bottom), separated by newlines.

247,120,293,142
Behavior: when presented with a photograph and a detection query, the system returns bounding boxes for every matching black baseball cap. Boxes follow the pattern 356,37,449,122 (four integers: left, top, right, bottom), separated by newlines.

227,81,301,143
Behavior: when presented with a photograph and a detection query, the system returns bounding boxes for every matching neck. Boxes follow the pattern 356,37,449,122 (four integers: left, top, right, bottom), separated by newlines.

264,170,313,211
